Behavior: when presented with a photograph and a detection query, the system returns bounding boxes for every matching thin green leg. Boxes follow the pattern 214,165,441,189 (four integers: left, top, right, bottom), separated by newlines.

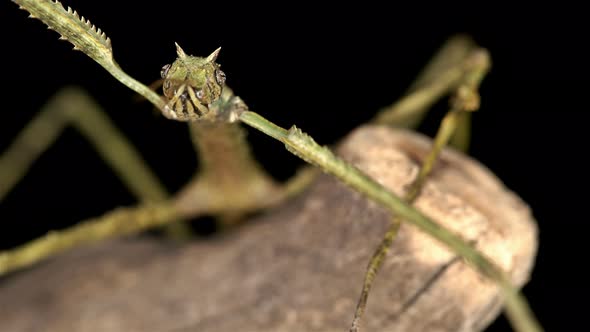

0,95,66,201
349,48,491,332
449,111,471,152
373,35,477,128
0,202,179,276
0,87,191,237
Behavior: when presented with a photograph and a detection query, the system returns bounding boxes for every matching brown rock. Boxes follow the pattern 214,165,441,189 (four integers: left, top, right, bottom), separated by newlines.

0,126,538,332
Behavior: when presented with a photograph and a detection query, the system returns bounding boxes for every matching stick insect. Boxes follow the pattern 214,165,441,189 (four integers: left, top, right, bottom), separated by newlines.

0,1,542,331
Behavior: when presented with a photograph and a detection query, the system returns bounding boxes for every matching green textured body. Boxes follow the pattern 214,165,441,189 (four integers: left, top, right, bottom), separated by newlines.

161,44,225,120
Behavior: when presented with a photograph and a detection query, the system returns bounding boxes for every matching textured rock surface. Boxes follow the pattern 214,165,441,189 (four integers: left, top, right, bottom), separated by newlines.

0,126,538,332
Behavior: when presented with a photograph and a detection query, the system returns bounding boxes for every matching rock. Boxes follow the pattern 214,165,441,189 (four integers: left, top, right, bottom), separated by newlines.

0,126,538,332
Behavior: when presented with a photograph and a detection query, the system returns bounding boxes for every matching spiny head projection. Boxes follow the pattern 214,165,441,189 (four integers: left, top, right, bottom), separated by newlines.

161,43,226,121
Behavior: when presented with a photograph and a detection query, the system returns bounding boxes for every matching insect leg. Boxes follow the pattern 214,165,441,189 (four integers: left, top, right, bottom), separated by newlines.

186,85,209,118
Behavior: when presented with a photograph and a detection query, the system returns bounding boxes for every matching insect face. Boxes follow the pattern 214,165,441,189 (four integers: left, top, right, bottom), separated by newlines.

161,43,226,121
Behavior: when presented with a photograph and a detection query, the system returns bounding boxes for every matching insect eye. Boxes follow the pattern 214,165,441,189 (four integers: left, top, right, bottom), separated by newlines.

196,89,204,99
160,64,171,78
215,69,226,85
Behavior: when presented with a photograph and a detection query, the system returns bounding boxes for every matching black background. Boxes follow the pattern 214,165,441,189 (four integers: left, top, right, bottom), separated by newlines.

0,2,587,331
